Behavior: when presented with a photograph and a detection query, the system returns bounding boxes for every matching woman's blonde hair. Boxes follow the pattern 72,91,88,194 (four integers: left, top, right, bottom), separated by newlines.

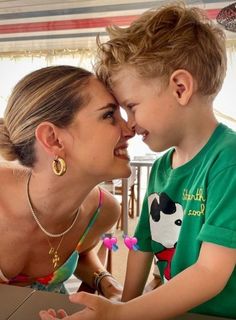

0,65,93,167
95,3,227,97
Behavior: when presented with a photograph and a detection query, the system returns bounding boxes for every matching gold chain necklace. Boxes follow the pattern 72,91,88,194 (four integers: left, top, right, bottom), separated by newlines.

47,235,65,269
26,173,80,238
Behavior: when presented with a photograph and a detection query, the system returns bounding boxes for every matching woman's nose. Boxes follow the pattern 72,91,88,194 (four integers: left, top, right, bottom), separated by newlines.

126,112,136,133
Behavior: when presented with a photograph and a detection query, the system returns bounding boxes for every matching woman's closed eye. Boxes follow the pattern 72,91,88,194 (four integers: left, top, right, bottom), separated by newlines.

103,110,115,121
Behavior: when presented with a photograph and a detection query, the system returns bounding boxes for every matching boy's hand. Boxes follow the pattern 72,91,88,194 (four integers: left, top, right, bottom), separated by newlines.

39,292,121,320
39,308,67,319
70,292,119,320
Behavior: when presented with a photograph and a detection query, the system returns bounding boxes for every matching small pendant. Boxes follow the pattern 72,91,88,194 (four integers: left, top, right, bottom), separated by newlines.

52,251,60,269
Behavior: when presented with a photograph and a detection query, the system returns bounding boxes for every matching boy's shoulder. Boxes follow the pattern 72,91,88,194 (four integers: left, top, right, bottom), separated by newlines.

203,124,236,175
213,124,236,154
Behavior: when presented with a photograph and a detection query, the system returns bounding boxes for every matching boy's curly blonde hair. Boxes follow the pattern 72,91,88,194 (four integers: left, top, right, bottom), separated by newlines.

95,3,227,97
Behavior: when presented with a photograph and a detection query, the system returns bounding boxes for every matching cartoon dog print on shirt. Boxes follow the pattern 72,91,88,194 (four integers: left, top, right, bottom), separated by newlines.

148,192,183,281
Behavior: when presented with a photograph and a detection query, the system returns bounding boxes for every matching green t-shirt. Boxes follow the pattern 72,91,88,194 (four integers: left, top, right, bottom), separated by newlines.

135,123,236,318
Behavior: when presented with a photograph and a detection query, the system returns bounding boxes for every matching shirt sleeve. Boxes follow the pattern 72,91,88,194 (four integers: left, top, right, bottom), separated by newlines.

198,165,236,248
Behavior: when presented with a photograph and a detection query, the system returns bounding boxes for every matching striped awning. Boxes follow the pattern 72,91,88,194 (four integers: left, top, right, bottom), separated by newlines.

0,0,234,53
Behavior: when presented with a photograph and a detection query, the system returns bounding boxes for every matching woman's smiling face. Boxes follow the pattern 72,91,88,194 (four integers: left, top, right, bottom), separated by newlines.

65,77,134,181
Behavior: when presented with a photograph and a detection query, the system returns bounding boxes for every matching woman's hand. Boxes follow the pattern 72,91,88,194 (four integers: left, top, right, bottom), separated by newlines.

99,275,123,301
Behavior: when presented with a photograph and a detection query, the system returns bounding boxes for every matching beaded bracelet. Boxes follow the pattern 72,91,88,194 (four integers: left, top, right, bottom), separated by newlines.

93,270,113,295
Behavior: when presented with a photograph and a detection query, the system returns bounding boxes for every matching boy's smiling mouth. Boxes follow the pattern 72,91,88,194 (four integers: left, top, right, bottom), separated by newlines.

137,129,149,142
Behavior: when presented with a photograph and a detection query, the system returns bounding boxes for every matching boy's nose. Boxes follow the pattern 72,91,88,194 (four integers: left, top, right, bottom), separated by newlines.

126,113,136,133
120,118,135,139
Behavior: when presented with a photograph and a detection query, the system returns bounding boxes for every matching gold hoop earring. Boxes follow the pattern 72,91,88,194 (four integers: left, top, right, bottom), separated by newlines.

52,157,67,176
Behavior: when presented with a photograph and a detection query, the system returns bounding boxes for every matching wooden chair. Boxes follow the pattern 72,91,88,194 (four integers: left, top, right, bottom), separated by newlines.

114,167,138,229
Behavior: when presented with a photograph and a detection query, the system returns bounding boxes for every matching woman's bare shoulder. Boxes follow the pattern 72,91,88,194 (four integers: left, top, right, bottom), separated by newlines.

93,185,121,227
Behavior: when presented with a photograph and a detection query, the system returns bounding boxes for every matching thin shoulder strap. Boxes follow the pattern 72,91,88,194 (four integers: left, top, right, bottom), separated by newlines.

77,187,104,248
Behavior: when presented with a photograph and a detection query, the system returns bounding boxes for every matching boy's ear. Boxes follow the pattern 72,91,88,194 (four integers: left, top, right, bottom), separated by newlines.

170,69,195,105
35,122,64,155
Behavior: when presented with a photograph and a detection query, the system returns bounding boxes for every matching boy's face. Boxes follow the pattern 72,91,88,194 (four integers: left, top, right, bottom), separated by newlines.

111,67,183,152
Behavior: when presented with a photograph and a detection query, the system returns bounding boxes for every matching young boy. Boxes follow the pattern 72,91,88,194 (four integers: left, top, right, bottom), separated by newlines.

40,3,236,320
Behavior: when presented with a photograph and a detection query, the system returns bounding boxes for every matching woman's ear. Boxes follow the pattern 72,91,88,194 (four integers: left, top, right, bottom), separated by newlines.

170,69,195,105
35,122,64,155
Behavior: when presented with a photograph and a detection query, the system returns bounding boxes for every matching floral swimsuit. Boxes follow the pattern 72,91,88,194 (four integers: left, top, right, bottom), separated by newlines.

0,189,104,293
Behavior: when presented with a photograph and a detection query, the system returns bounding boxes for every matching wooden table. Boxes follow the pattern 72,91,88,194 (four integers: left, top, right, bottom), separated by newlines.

0,284,82,319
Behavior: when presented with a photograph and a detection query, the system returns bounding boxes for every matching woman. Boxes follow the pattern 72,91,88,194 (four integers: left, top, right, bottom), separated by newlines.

0,65,134,299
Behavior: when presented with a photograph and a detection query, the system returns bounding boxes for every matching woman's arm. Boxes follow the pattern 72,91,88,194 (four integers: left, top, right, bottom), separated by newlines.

122,250,153,301
74,248,122,300
74,187,123,300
